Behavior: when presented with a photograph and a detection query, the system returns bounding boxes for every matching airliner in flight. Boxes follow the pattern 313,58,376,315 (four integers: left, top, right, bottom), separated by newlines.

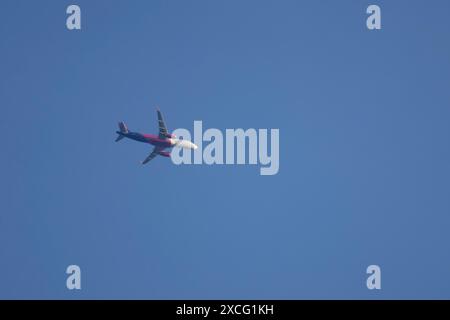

115,109,197,164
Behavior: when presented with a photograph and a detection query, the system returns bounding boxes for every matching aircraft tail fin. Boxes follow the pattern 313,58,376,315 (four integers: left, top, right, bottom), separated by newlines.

118,121,128,133
115,121,129,142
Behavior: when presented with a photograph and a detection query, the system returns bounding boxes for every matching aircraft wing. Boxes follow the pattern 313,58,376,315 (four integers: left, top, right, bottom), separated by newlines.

157,109,168,139
142,147,161,164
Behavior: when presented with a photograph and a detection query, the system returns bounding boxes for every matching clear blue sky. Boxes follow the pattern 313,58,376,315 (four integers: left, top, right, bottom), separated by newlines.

1,0,450,299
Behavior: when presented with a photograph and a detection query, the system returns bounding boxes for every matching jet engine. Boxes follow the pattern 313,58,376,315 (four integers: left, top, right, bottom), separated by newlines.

158,151,171,158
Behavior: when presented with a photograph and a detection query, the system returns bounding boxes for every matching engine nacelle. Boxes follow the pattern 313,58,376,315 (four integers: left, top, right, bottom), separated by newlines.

158,151,171,158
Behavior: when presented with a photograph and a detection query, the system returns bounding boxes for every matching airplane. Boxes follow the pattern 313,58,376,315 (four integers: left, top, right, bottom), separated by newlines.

115,109,198,164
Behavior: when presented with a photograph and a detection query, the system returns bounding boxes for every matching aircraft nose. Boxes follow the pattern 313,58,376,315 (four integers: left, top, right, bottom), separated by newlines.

192,143,198,150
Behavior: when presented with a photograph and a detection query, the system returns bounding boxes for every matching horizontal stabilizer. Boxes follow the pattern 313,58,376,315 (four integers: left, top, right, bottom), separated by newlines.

115,134,125,142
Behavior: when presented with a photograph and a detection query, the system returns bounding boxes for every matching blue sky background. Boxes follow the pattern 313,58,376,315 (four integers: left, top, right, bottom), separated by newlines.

1,0,450,299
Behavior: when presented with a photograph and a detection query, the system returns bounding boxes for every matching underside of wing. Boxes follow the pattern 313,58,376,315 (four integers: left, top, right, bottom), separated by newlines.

142,147,161,164
157,109,168,139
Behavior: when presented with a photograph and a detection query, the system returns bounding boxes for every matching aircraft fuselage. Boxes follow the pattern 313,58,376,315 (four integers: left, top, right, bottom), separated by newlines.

117,131,173,149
